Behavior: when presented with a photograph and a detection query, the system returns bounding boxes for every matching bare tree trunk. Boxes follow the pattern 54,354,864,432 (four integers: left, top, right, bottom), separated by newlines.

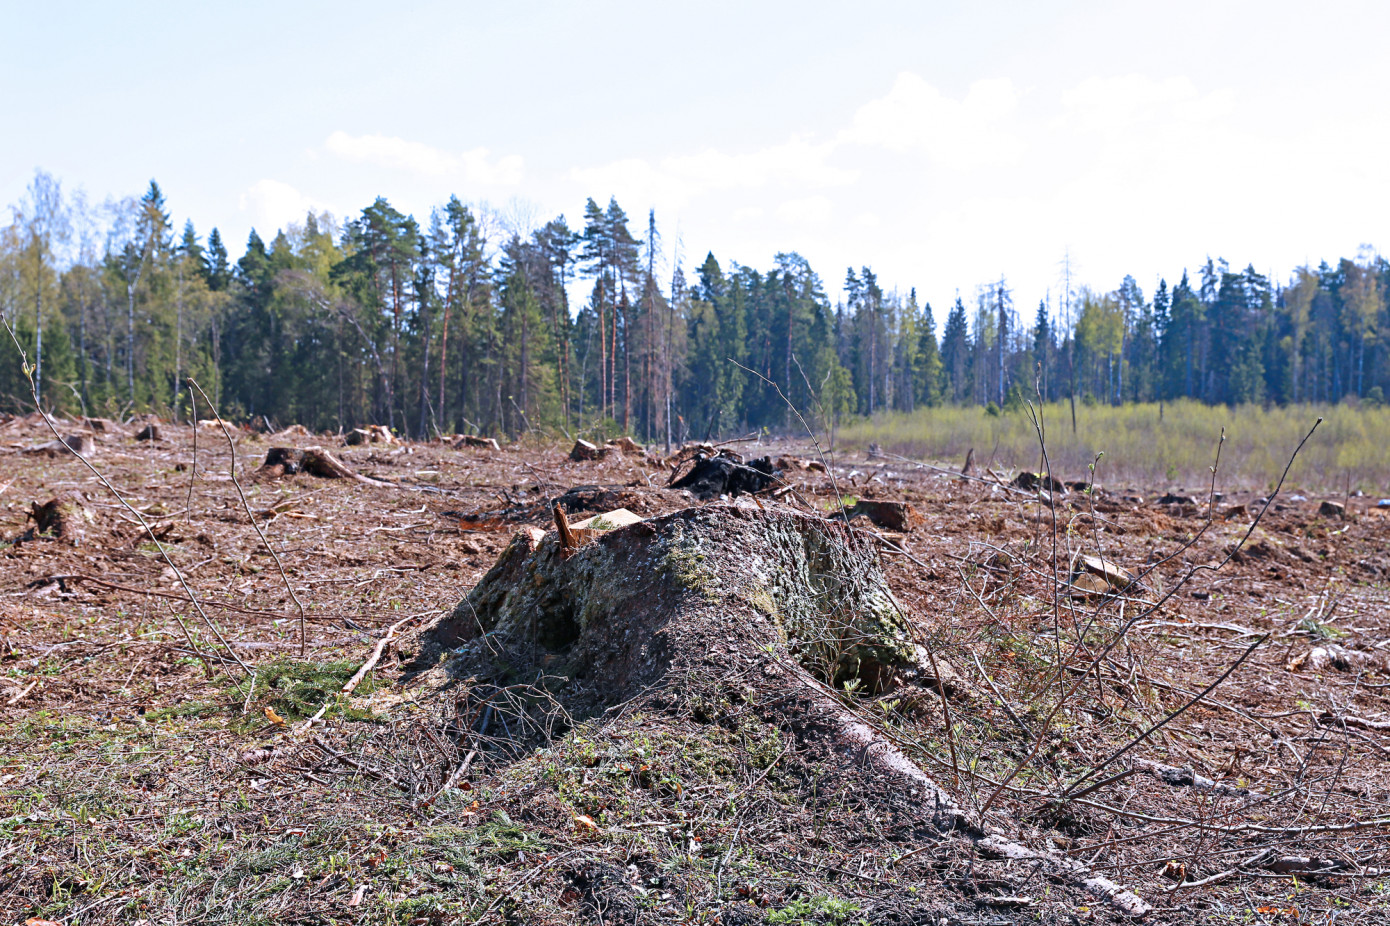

785,278,793,429
173,265,184,419
389,265,401,431
418,296,432,438
78,290,88,406
33,247,43,405
126,282,136,405
438,263,456,430
598,281,607,422
620,282,631,433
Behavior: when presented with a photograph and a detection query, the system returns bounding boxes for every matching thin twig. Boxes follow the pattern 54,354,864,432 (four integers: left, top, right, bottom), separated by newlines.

979,418,1321,817
6,679,39,706
1060,636,1268,802
185,387,198,522
187,378,309,657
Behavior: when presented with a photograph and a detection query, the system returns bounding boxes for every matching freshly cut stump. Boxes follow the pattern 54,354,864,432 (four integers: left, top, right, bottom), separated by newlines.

413,503,1149,917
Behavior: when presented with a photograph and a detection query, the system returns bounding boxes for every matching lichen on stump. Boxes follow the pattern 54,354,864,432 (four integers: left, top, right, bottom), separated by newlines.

417,504,924,701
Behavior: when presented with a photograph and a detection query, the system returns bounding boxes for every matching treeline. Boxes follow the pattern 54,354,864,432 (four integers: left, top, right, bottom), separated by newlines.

1,171,1386,441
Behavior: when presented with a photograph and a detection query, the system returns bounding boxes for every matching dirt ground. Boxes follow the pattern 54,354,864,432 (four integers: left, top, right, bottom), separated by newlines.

2,414,1389,925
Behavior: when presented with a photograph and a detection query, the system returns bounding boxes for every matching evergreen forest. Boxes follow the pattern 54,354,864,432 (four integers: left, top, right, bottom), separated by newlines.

2,171,1386,441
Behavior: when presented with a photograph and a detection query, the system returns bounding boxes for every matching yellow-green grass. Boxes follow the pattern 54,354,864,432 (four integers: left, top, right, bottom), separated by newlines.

838,400,1390,493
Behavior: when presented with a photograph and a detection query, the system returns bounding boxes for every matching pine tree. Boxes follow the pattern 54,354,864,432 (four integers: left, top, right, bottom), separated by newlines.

915,295,944,406
1032,299,1052,399
1166,272,1202,400
940,297,970,403
204,228,230,291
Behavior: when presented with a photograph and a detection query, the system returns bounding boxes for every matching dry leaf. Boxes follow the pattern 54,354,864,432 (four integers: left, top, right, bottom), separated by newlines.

574,813,599,831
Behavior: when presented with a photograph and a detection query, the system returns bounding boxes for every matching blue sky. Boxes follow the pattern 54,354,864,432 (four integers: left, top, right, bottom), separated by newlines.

6,0,1390,315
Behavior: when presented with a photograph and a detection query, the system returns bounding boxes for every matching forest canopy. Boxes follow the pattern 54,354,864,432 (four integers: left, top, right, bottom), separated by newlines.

1,170,1385,440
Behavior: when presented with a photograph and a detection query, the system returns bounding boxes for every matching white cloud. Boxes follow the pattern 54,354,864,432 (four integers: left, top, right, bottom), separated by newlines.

1058,74,1235,132
567,157,696,213
571,136,855,213
570,72,1028,229
560,68,1390,312
324,131,524,185
841,73,1021,168
776,196,833,226
664,138,854,191
238,179,329,235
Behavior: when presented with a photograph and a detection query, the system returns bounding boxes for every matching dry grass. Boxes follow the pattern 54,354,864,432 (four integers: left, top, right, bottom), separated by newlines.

840,400,1390,493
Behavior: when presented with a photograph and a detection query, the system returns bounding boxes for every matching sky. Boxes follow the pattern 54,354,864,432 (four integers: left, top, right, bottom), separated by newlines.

5,0,1390,316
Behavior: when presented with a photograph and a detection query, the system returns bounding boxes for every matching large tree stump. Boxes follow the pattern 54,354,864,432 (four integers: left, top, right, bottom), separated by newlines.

669,454,778,500
260,447,306,476
569,439,599,461
410,503,1150,918
345,425,396,446
83,417,128,439
26,433,96,457
605,436,644,455
29,494,94,545
421,506,916,695
260,446,389,485
841,498,919,532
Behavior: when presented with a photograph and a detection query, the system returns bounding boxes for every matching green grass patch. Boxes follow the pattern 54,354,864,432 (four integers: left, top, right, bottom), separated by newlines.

144,659,382,728
768,894,867,925
241,658,381,725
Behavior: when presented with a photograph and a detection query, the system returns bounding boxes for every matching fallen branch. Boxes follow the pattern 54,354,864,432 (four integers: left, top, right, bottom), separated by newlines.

1320,712,1390,732
1169,848,1389,893
36,574,310,621
1131,757,1265,799
310,737,408,791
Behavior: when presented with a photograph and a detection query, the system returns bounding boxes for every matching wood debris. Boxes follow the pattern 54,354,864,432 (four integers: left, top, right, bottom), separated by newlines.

457,435,501,451
840,498,919,532
345,425,396,446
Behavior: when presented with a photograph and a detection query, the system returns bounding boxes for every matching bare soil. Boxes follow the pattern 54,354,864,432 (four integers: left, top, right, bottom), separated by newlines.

2,415,1389,925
